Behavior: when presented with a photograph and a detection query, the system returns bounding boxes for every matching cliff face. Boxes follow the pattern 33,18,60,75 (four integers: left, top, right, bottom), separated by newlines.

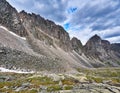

0,0,72,72
84,35,110,58
111,43,120,53
0,0,27,36
84,35,120,67
71,37,83,55
19,11,71,51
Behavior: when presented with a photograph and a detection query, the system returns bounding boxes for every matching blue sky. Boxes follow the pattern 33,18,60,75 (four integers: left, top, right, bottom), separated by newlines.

7,0,120,44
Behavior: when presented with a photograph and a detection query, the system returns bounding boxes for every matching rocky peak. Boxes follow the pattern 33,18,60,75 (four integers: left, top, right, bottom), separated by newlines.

83,35,111,58
84,34,110,49
83,35,120,67
88,34,101,43
19,10,72,51
0,0,27,36
92,34,100,39
71,37,83,54
0,0,72,51
84,35,101,50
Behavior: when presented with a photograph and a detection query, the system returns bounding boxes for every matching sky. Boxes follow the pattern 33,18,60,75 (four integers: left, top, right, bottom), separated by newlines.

6,0,120,45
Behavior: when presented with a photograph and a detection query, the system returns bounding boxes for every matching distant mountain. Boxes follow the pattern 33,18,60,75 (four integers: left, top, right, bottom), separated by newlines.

84,34,120,67
0,0,120,73
111,43,120,53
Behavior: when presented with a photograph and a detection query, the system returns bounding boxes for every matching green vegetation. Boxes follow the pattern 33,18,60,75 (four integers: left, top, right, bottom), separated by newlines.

62,78,75,85
77,67,120,84
47,85,62,92
27,76,57,87
29,89,38,93
63,85,73,90
0,73,76,92
0,68,120,92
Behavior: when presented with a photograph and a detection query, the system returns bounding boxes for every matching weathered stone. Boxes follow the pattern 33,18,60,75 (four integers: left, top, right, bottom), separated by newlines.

0,0,27,36
0,76,10,82
83,34,120,67
15,87,25,92
71,37,83,55
19,11,72,51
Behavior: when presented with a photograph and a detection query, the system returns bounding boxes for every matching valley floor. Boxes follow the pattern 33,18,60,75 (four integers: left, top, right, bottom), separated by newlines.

0,67,120,93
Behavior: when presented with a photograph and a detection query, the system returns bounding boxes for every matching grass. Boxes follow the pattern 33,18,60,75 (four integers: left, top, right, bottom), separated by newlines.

62,79,75,85
0,67,120,92
0,72,77,93
47,85,62,92
26,76,58,87
63,85,73,90
77,67,120,84
28,89,38,93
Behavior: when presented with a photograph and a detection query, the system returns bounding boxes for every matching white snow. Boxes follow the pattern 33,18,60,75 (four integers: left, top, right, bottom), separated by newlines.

0,25,26,40
0,67,34,74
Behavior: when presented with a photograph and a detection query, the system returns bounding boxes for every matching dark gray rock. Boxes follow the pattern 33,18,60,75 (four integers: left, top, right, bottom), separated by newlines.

83,34,120,67
71,37,83,55
0,76,12,82
19,11,72,51
15,87,26,92
0,0,27,36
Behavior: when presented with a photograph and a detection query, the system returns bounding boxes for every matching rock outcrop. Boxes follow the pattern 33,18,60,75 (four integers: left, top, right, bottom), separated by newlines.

71,37,83,55
111,43,120,53
0,0,27,36
19,10,71,51
84,34,110,58
84,34,120,67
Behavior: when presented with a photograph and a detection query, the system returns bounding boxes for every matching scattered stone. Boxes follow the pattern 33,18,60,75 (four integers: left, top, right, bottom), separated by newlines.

0,76,11,82
15,87,25,92
22,82,31,88
102,80,112,84
3,86,9,89
59,80,63,86
40,85,47,90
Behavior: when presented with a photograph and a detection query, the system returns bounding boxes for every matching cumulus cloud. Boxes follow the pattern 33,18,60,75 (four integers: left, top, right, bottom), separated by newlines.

33,0,69,23
7,0,35,12
7,0,68,23
6,0,120,44
66,0,120,44
68,26,120,45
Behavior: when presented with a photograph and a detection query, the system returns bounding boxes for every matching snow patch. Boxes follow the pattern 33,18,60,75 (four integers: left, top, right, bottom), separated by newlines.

0,25,26,40
0,67,34,74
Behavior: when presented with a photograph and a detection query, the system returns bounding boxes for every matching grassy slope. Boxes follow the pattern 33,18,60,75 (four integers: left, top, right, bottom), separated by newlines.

77,67,120,84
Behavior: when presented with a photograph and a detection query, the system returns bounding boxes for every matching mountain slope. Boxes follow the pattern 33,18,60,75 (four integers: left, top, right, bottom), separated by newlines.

0,26,69,72
19,10,71,51
84,34,120,67
0,0,120,73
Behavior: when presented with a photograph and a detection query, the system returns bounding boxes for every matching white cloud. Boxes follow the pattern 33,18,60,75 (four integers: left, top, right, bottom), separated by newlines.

68,27,93,45
68,26,120,45
34,2,45,9
106,36,120,43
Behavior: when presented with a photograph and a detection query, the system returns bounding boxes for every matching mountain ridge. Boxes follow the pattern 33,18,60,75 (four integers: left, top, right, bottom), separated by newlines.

0,0,120,73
